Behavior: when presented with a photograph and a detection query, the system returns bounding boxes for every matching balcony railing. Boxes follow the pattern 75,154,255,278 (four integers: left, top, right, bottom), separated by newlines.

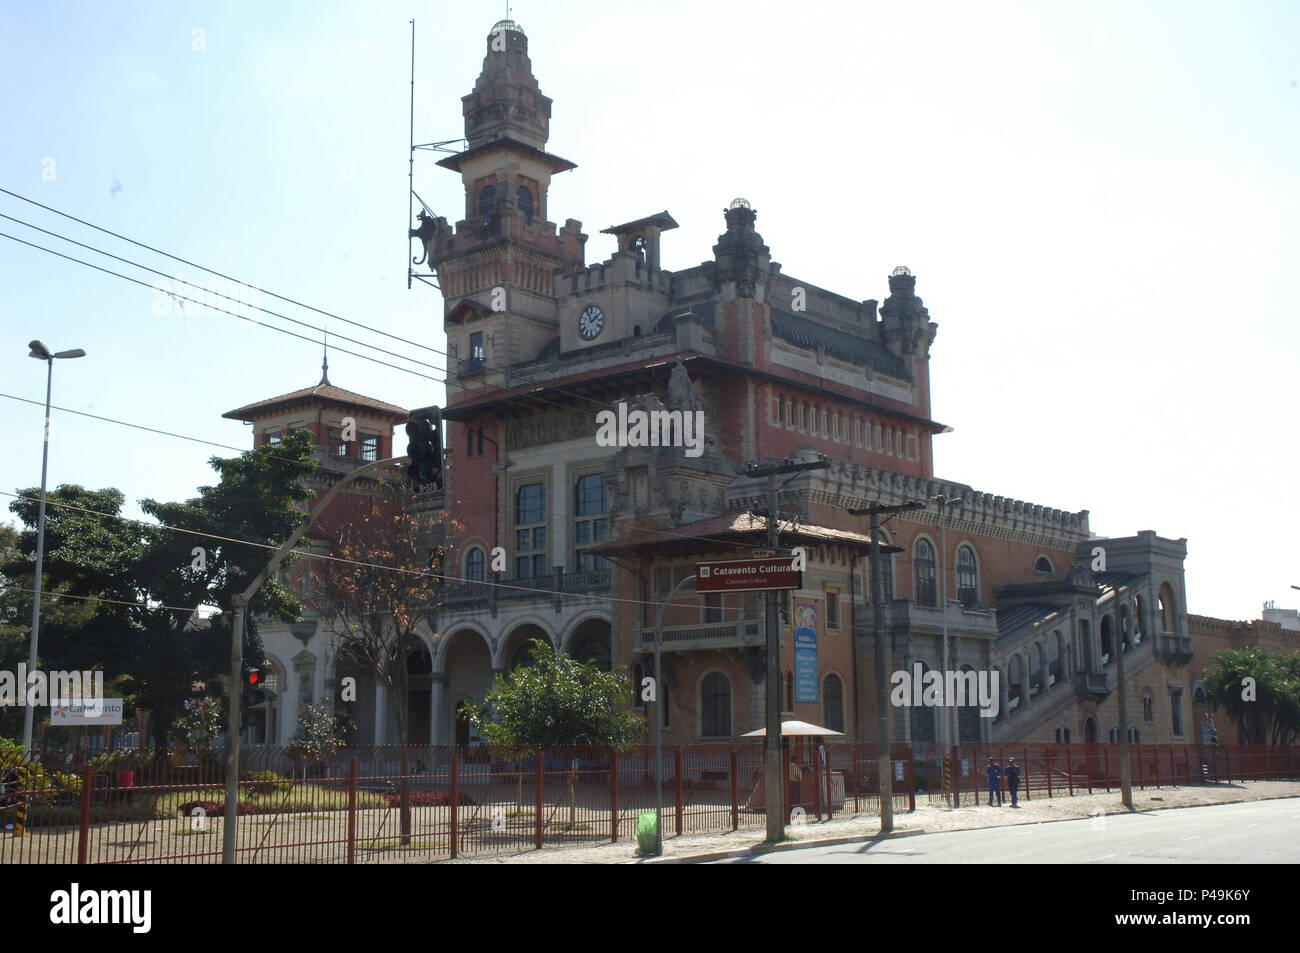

457,357,486,378
439,568,611,608
636,618,763,653
1074,671,1110,697
1155,634,1194,661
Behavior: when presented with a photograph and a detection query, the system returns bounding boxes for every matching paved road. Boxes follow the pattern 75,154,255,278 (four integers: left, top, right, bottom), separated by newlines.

712,798,1300,864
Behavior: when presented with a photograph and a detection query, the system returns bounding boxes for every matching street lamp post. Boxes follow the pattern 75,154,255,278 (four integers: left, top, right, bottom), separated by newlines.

21,341,85,753
652,574,696,856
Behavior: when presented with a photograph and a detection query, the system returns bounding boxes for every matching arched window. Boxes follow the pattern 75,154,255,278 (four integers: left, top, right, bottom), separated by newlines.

465,546,486,582
956,544,978,606
631,662,645,709
1054,725,1071,743
913,539,937,607
1047,632,1063,686
701,672,732,737
479,185,497,225
1008,656,1023,709
1108,724,1119,743
1029,644,1043,696
1193,682,1208,706
1100,615,1115,666
909,663,936,742
957,665,982,742
1158,583,1178,634
1084,717,1099,743
516,185,533,225
1141,688,1154,723
572,634,611,672
1035,556,1054,575
1128,726,1140,743
823,674,844,733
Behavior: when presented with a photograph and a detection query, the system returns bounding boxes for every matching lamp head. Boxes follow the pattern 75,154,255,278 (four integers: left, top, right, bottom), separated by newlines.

53,348,86,359
28,340,51,360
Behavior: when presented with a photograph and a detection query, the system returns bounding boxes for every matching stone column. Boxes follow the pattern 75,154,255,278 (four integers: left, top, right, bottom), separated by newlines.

430,673,446,746
374,683,387,746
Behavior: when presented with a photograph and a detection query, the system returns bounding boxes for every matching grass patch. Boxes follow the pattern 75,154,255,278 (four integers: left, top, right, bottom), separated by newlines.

555,822,593,832
172,828,215,837
506,810,534,819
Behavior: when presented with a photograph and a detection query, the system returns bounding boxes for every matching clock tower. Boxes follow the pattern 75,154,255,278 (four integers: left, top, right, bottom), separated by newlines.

415,19,587,399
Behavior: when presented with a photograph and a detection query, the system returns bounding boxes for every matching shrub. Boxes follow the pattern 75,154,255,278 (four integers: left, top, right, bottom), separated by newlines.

240,769,292,796
382,790,474,808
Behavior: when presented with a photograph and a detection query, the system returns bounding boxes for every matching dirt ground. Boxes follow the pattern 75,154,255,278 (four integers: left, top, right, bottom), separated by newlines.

439,780,1300,864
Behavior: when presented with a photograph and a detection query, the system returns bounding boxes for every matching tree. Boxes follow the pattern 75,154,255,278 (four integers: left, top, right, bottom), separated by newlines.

467,639,645,750
287,702,345,778
1204,647,1300,746
306,477,450,841
2,432,317,748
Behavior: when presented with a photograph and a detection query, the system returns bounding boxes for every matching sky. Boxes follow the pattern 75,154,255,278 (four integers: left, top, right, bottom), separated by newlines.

0,0,1296,621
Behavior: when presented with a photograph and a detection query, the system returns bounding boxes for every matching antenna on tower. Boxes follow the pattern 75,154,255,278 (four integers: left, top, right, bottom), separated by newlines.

406,19,466,293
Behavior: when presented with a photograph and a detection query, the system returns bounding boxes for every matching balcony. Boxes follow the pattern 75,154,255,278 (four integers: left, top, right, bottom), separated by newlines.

439,569,611,609
1074,671,1110,699
1155,634,1194,662
637,618,764,653
457,357,486,378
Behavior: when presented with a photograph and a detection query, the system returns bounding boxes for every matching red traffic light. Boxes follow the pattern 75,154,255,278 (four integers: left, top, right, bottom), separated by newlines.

247,670,259,686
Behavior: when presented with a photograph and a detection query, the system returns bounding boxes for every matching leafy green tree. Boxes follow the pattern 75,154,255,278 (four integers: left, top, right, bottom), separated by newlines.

467,639,645,751
1204,647,1300,745
287,702,344,777
2,432,317,747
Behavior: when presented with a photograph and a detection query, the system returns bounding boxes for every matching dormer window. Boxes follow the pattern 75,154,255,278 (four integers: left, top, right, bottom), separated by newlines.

479,185,496,226
516,186,533,226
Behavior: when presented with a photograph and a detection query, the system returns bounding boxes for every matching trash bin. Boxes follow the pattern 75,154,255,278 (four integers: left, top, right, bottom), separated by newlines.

636,811,659,855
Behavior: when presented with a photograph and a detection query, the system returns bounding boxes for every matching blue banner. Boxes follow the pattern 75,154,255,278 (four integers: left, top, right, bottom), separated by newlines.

794,603,818,703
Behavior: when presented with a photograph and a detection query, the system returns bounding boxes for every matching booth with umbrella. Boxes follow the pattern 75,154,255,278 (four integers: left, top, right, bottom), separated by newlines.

740,720,846,818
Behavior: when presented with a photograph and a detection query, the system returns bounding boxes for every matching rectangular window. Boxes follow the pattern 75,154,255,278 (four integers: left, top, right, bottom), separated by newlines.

470,331,485,362
777,397,785,424
515,483,546,578
826,591,840,629
801,405,808,431
1171,691,1184,736
360,434,379,461
704,592,723,624
874,424,882,451
820,411,827,435
328,427,347,456
573,474,609,571
266,430,282,445
477,428,484,456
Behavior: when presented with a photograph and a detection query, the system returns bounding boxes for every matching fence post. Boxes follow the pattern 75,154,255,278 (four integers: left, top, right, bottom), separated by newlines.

450,753,460,859
1104,746,1110,792
998,746,1005,802
906,755,915,813
1086,746,1093,794
347,756,358,865
1023,747,1030,801
534,754,544,849
852,748,860,814
674,749,683,836
77,764,93,864
730,751,739,831
609,750,618,844
1136,745,1143,790
1046,748,1053,799
1066,743,1073,796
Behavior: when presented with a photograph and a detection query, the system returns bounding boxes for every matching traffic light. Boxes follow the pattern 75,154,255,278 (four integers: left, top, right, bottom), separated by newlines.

241,667,267,727
405,406,443,489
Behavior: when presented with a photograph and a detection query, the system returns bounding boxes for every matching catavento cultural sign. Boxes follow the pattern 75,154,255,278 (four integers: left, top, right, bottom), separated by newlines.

695,556,802,592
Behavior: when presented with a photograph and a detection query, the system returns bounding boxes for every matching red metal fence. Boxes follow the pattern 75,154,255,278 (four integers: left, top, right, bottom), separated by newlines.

1,742,1293,864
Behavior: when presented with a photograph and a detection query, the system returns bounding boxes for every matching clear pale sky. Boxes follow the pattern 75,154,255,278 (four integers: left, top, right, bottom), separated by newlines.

1,0,1296,621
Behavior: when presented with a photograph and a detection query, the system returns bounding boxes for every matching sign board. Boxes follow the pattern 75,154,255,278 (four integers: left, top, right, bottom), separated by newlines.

51,698,124,726
794,604,818,703
894,761,904,782
696,557,801,592
961,758,970,778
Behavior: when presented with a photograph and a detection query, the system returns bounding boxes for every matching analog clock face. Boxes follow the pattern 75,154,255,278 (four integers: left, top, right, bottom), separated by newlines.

579,305,605,340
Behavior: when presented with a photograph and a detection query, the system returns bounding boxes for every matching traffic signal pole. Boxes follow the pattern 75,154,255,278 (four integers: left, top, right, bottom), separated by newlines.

222,453,409,864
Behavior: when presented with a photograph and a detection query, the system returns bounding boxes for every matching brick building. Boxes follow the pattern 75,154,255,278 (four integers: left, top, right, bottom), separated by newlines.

244,20,1217,750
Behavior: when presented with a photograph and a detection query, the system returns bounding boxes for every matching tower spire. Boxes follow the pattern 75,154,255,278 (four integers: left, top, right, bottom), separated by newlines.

321,328,330,384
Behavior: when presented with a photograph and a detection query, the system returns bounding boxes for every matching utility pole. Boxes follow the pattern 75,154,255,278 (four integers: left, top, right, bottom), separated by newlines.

1116,586,1134,810
933,494,963,809
850,501,924,834
747,455,827,843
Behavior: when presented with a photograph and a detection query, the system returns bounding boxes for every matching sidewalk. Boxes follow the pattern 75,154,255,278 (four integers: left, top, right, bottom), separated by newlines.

438,780,1300,864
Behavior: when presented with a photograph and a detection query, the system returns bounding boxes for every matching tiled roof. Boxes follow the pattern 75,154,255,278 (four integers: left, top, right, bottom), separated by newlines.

770,309,910,379
223,380,408,421
590,510,891,556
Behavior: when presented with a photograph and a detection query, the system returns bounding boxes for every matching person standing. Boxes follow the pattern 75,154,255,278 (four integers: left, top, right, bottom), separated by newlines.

986,757,1002,807
1006,757,1022,807
788,752,804,820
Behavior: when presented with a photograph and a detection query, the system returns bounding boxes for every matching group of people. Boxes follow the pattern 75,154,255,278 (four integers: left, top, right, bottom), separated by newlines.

985,757,1022,807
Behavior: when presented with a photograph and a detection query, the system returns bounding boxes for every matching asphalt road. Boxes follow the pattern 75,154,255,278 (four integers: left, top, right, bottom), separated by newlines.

712,797,1300,864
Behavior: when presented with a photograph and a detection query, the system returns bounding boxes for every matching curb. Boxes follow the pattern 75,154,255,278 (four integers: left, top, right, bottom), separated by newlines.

634,827,927,864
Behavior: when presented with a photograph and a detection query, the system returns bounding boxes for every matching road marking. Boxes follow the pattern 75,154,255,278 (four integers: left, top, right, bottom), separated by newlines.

1181,835,1199,841
1089,854,1116,862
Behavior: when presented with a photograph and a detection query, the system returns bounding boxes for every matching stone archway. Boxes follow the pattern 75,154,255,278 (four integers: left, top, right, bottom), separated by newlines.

566,617,612,671
442,629,493,747
502,622,553,674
